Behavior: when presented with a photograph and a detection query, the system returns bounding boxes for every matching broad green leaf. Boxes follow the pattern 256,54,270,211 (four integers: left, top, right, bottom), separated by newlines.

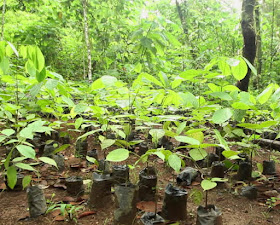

61,96,75,107
16,145,36,159
0,57,10,74
242,56,257,76
76,129,102,141
86,156,99,165
222,150,239,159
1,129,15,136
28,46,45,72
101,139,115,150
231,102,250,110
141,73,163,87
7,166,17,189
180,69,201,80
22,175,32,189
106,148,129,162
168,154,181,173
210,92,232,101
39,157,58,168
257,84,274,104
36,67,46,82
75,117,84,129
231,57,248,80
149,129,165,140
201,179,217,191
218,59,231,75
189,149,207,161
175,136,200,145
186,130,204,143
214,129,230,151
212,108,233,124
176,122,187,135
53,144,70,154
15,163,36,171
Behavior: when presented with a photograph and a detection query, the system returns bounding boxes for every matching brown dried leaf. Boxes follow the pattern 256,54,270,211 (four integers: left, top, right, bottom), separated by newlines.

78,211,96,219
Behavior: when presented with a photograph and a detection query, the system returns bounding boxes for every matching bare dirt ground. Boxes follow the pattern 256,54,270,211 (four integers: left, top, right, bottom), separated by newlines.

0,130,280,225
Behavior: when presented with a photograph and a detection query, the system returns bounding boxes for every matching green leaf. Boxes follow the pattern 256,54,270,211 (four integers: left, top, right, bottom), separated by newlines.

257,84,274,104
39,157,58,168
101,139,115,150
16,145,36,159
210,92,232,101
36,67,46,82
7,166,17,189
175,136,200,145
176,122,187,135
201,179,217,191
53,144,70,154
1,129,15,136
186,130,204,143
242,56,257,76
212,108,233,124
15,163,36,171
149,129,165,140
214,129,230,151
0,57,10,74
222,150,239,159
22,175,32,189
27,45,45,72
168,154,181,173
86,156,99,165
180,69,201,80
75,117,84,130
106,148,129,162
218,59,231,75
189,149,207,161
231,57,248,80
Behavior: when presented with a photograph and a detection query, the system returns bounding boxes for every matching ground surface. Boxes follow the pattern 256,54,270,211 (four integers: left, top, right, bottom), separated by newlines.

0,129,280,225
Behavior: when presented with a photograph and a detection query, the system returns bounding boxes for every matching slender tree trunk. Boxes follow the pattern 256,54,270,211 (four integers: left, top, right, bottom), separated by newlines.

255,1,262,88
237,0,257,92
82,0,92,82
1,0,6,41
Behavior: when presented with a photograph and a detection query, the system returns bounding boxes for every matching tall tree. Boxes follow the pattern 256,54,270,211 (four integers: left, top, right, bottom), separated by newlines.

237,0,257,91
81,0,92,82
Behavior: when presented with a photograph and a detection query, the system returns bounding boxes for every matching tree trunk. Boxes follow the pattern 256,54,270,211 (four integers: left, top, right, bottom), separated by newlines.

254,1,262,88
82,0,92,82
237,0,257,92
1,0,6,41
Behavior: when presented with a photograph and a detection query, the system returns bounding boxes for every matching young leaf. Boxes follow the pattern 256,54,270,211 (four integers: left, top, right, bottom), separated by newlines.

39,157,58,168
214,129,230,151
257,84,274,104
212,108,233,124
168,154,181,173
1,129,15,136
175,136,200,145
7,166,17,189
22,175,32,189
101,139,115,150
189,149,207,161
75,117,84,130
16,145,36,159
53,144,70,154
201,179,217,191
86,156,99,165
231,57,248,81
106,148,129,162
15,163,36,171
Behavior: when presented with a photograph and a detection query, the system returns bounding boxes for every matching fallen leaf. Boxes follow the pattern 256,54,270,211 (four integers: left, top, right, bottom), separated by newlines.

51,209,61,217
78,211,96,219
54,215,65,221
53,183,67,189
0,182,6,190
62,196,75,202
136,201,162,213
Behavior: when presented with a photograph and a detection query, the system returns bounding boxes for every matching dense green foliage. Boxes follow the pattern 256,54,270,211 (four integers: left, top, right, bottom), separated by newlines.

3,0,279,86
